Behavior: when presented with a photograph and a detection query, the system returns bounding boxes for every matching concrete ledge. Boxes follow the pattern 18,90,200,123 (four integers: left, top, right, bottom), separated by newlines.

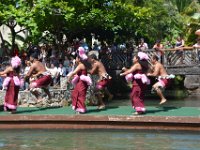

0,115,199,131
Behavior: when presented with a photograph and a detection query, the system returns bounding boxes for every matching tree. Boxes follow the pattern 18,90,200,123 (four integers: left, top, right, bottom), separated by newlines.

1,0,198,50
166,0,200,45
0,0,74,52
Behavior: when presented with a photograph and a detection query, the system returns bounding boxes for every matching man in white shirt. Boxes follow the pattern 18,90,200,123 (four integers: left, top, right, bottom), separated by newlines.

46,63,59,86
58,63,67,77
57,63,67,88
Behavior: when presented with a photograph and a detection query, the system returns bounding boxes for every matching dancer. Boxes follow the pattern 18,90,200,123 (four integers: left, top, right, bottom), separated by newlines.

120,52,150,115
147,55,175,104
24,53,52,103
88,54,113,109
0,56,22,113
67,47,92,114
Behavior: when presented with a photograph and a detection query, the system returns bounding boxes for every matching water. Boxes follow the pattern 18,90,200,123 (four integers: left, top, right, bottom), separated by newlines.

1,92,199,150
0,129,199,150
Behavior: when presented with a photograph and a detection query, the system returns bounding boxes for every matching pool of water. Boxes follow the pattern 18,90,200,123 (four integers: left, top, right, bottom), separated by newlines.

0,129,199,150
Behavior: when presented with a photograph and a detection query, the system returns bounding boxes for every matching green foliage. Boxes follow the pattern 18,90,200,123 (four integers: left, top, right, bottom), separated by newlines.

0,0,199,48
166,0,200,45
168,0,194,13
173,75,185,89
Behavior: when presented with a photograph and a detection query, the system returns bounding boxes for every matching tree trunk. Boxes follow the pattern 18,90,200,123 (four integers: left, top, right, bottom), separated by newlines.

10,26,16,55
0,31,5,45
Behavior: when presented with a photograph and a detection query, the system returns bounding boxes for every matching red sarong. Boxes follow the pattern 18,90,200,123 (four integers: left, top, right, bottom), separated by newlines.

71,70,88,113
158,78,171,88
130,78,146,113
30,75,52,88
96,78,111,90
4,78,20,111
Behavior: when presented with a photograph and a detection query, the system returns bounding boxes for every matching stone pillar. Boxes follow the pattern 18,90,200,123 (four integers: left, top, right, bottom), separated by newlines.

184,75,200,90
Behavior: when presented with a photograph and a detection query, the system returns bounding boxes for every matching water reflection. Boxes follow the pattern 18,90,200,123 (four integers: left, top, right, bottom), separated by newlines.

0,129,199,150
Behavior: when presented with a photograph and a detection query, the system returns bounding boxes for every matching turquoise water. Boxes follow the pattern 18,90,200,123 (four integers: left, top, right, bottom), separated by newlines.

0,130,199,150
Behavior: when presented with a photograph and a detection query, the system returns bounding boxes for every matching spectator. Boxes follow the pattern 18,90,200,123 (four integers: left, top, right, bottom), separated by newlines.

50,55,59,67
153,40,164,63
193,37,200,61
193,37,200,47
164,41,173,65
67,61,74,74
175,36,185,64
164,41,173,49
46,63,59,87
80,38,89,53
137,38,148,52
23,60,31,91
57,63,67,88
39,46,47,63
58,63,67,77
63,56,70,71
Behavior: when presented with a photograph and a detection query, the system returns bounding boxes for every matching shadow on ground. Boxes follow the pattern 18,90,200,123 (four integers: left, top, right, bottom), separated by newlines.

146,106,180,114
15,106,62,114
86,106,119,113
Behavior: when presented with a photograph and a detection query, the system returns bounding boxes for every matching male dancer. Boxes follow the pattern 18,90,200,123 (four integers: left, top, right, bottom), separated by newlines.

147,55,174,104
88,54,113,109
24,53,52,103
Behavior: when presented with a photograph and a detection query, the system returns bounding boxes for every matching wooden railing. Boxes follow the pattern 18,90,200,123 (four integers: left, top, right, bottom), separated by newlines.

100,47,200,70
155,47,199,66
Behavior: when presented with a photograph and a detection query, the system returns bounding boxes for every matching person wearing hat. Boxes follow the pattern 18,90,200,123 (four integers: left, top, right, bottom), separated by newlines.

24,53,52,104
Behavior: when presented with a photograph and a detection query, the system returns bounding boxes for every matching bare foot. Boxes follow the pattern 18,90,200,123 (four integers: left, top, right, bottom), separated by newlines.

97,105,106,110
132,112,145,115
159,99,167,105
75,111,85,114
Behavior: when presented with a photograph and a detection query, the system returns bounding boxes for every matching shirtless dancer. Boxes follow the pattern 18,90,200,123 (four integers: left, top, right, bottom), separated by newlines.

147,55,174,104
24,53,52,103
88,54,113,109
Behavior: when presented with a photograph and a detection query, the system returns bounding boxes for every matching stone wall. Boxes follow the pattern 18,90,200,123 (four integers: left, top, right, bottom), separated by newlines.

0,88,98,107
184,75,200,90
0,89,70,107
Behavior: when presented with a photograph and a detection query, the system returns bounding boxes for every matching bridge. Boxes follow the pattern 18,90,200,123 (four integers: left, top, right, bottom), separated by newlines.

101,47,200,75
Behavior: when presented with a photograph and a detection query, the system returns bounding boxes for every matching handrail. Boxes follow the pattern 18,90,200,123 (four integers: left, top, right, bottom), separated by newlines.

161,47,194,51
162,47,196,51
135,47,197,52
